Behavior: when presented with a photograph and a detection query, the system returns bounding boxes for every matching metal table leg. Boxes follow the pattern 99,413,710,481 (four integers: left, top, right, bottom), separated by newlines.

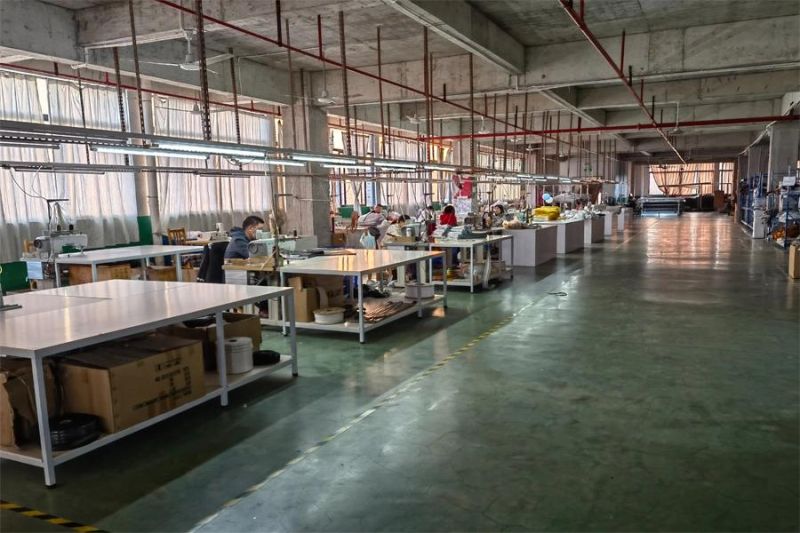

280,271,287,336
140,258,147,280
55,262,62,287
214,310,229,406
31,357,56,486
510,236,515,279
358,273,365,343
175,254,183,281
90,263,98,283
286,292,298,376
469,246,475,293
482,244,491,290
416,261,424,318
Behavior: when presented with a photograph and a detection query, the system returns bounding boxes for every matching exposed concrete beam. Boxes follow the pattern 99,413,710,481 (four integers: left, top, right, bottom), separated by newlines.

526,17,800,88
0,0,290,105
382,0,524,74
578,70,800,111
606,99,783,128
76,0,332,48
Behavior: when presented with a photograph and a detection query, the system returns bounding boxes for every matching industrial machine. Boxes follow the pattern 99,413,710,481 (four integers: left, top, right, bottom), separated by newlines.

638,196,683,217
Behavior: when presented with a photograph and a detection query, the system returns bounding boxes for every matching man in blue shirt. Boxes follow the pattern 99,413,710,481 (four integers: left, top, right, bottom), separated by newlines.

224,215,265,259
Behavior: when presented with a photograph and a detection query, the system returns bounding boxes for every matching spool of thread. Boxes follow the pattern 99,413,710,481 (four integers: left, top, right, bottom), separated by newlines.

224,337,254,374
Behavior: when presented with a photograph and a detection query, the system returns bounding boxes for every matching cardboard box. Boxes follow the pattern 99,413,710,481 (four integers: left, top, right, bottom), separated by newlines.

302,275,346,307
0,359,57,447
789,242,800,279
68,263,131,285
146,265,178,282
287,276,320,322
160,313,261,370
59,334,204,434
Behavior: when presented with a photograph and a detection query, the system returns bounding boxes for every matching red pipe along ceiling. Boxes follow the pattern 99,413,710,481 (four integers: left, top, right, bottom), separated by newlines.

151,0,530,137
557,0,686,164
422,115,800,142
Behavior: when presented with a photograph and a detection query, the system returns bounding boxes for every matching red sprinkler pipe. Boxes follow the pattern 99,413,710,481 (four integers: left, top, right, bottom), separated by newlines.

423,114,800,141
557,0,686,164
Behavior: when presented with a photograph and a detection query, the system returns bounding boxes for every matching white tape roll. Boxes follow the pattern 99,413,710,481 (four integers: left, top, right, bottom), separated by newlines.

224,336,253,374
316,286,329,309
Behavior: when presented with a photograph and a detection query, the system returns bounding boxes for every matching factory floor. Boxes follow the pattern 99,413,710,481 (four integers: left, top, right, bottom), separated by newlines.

1,213,798,532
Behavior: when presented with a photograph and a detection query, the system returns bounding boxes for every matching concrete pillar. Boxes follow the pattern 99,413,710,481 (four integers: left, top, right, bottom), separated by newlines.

282,94,332,246
127,82,162,242
767,121,800,188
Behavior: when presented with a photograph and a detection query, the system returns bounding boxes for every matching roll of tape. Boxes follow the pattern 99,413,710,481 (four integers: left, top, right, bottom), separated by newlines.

316,286,329,309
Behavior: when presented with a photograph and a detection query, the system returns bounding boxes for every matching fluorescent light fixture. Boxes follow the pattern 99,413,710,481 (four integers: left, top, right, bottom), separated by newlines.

534,177,548,182
156,140,265,158
559,178,572,183
424,164,457,172
292,154,358,165
375,159,418,169
0,140,61,150
237,158,306,167
11,165,106,175
323,164,374,171
516,174,532,179
91,145,210,160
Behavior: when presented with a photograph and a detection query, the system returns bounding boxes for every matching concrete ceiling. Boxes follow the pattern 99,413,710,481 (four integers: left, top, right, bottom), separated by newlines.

472,0,800,46
4,0,799,163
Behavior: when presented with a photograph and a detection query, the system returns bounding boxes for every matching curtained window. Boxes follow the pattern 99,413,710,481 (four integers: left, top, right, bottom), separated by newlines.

150,97,276,232
0,72,138,263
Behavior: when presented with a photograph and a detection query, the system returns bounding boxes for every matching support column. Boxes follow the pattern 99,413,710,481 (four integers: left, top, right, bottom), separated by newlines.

767,121,800,188
283,92,331,246
127,81,162,243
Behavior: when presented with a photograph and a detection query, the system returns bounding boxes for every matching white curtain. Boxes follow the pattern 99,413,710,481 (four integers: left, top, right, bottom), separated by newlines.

0,73,138,263
152,98,275,232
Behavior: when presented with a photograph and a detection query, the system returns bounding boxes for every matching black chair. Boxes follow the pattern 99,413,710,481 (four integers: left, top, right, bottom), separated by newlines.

197,241,227,283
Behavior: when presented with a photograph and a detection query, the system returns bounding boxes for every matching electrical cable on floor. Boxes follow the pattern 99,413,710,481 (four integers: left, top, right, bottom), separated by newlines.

547,291,568,296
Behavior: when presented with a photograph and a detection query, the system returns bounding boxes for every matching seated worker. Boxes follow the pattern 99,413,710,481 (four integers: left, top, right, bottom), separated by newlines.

225,215,265,259
439,204,457,227
383,215,411,245
489,203,505,227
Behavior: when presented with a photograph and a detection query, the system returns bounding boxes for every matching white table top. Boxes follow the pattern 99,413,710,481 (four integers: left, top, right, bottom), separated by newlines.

538,218,586,226
279,249,442,276
0,280,291,358
55,245,204,265
429,234,512,248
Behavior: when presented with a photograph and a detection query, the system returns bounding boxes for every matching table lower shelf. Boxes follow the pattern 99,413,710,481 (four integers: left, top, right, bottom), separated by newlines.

0,356,294,468
432,267,512,288
261,295,444,334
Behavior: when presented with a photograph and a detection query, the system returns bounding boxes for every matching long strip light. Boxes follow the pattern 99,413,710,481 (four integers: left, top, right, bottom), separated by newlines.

322,164,374,171
374,159,417,169
292,154,358,165
424,163,457,172
0,140,61,150
156,140,265,158
236,158,306,167
10,165,106,175
91,145,210,160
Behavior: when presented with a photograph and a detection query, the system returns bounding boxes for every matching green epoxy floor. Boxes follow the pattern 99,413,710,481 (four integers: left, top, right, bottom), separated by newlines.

2,214,798,532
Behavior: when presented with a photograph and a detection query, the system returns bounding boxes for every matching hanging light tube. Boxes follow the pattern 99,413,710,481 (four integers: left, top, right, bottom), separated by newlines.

236,157,306,167
292,154,358,164
91,145,210,160
322,164,374,171
155,140,265,158
374,159,418,169
424,163,457,172
0,140,61,150
10,165,106,175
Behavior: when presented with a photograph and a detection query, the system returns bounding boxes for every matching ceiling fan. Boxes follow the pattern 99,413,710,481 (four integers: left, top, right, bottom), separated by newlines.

129,31,232,74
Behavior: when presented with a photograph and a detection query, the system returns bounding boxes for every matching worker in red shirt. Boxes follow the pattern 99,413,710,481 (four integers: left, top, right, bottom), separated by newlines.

439,204,457,227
